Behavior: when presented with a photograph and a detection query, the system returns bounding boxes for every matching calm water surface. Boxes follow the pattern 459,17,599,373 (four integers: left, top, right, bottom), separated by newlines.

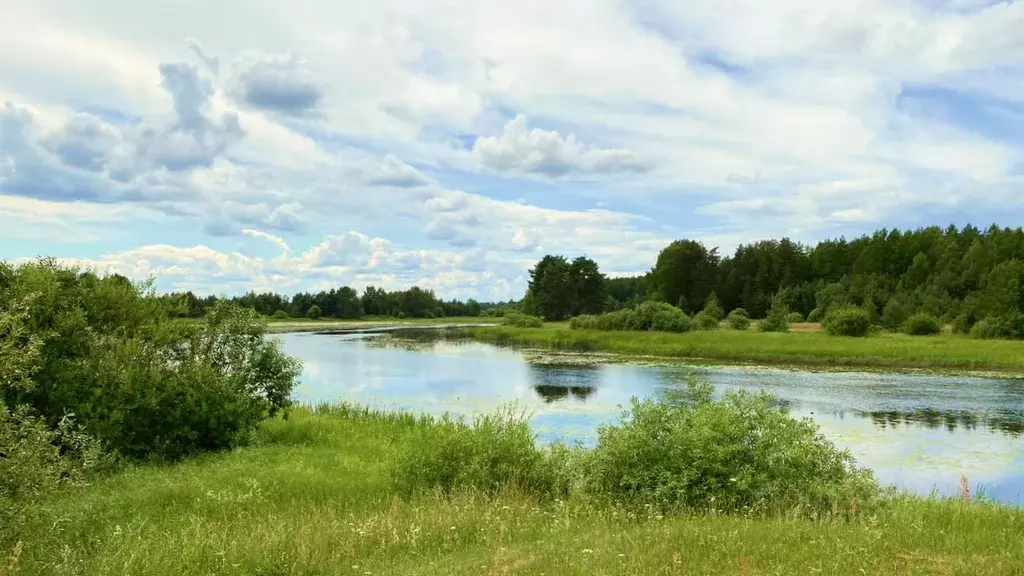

276,332,1024,505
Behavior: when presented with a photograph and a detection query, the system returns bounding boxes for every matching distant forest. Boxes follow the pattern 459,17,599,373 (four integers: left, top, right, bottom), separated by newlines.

165,224,1024,331
527,224,1024,332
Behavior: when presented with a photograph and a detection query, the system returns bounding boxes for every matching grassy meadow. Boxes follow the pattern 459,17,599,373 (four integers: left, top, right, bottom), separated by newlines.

6,404,1023,576
470,323,1024,374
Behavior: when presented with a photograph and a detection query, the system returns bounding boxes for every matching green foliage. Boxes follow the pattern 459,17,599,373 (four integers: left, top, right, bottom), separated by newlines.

702,292,724,321
583,378,878,514
806,307,825,323
726,308,751,330
822,307,872,337
970,313,1024,340
881,297,912,331
758,295,790,332
0,260,302,461
392,407,568,498
786,311,805,323
528,256,608,321
903,313,941,336
570,302,694,333
271,310,290,320
501,312,544,328
306,304,322,320
649,240,720,313
951,313,974,335
693,309,720,330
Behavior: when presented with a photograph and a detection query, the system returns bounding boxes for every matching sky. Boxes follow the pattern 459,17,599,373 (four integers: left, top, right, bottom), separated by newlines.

2,0,1023,301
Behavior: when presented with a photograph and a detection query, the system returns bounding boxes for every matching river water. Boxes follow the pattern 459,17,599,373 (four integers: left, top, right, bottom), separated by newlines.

275,332,1024,505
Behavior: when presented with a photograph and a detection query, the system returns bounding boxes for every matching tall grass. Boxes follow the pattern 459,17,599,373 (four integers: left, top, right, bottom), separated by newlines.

4,395,1023,575
471,324,1024,373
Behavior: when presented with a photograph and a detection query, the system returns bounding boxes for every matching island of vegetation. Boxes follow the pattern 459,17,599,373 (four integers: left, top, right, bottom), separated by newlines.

3,228,1024,573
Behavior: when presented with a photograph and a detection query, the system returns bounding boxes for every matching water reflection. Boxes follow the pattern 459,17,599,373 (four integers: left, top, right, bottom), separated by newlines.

274,333,1024,504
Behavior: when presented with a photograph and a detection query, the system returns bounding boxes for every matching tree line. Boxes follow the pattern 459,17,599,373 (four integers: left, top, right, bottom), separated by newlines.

525,224,1024,334
160,285,504,320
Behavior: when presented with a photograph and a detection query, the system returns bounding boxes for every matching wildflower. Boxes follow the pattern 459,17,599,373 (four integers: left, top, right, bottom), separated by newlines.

582,549,594,554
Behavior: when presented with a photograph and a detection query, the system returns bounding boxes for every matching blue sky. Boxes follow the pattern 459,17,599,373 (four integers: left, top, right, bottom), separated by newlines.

1,0,1023,300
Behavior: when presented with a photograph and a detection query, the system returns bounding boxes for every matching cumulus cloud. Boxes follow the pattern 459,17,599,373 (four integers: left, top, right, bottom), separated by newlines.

229,52,324,116
473,115,651,178
366,154,430,187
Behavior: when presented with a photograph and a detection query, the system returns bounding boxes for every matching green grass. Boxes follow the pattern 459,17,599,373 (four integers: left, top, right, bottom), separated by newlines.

470,325,1024,374
5,406,1023,575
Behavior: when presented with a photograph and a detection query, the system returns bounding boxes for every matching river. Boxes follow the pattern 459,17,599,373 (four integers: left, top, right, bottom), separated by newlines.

275,331,1024,505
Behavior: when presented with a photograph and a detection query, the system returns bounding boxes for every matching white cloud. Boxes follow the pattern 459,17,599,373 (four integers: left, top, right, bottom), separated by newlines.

3,0,1024,297
473,115,650,178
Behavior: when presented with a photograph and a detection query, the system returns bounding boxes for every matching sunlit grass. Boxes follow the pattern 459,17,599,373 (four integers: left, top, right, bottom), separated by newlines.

5,405,1023,575
470,325,1024,374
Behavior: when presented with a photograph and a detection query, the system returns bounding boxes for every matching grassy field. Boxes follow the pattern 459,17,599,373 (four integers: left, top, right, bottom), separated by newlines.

6,405,1022,576
469,324,1024,374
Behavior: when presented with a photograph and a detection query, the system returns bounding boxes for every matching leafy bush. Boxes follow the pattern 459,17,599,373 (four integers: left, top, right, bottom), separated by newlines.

787,312,805,324
0,260,303,460
822,307,872,337
701,293,724,322
902,313,941,336
806,307,825,323
306,305,322,320
881,298,911,331
693,309,720,330
393,406,567,498
502,312,544,328
569,302,693,333
970,313,1024,340
272,310,291,320
583,378,877,514
758,296,790,333
951,313,973,335
727,309,751,330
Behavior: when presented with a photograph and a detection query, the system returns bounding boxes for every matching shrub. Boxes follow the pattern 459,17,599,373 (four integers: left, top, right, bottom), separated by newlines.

0,260,303,460
392,406,565,497
569,302,693,333
502,312,544,328
806,307,825,323
881,298,911,331
271,309,291,320
701,292,724,322
758,296,790,333
583,378,878,514
902,312,941,336
306,305,322,320
727,309,751,331
951,313,973,335
693,309,720,330
970,313,1024,340
822,307,872,337
787,312,805,324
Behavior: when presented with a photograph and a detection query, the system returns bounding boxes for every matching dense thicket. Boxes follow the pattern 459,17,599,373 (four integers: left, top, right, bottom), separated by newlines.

160,285,497,320
1,259,303,533
525,256,607,321
598,224,1024,334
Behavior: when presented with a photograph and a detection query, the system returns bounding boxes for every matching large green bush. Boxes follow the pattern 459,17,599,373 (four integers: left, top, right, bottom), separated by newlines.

583,379,877,514
0,260,302,460
272,309,291,320
501,312,544,328
693,309,720,330
306,304,322,320
727,308,751,330
570,302,693,333
970,313,1024,340
786,312,805,324
758,296,791,333
902,313,941,336
822,307,872,337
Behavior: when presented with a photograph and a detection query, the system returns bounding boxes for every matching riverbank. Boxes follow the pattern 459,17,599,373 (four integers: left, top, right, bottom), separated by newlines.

469,324,1024,375
6,405,1021,575
263,316,501,333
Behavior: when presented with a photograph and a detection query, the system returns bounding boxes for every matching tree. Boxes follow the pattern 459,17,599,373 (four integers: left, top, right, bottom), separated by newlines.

570,256,607,315
649,240,719,313
335,286,363,319
528,255,576,321
307,304,322,320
